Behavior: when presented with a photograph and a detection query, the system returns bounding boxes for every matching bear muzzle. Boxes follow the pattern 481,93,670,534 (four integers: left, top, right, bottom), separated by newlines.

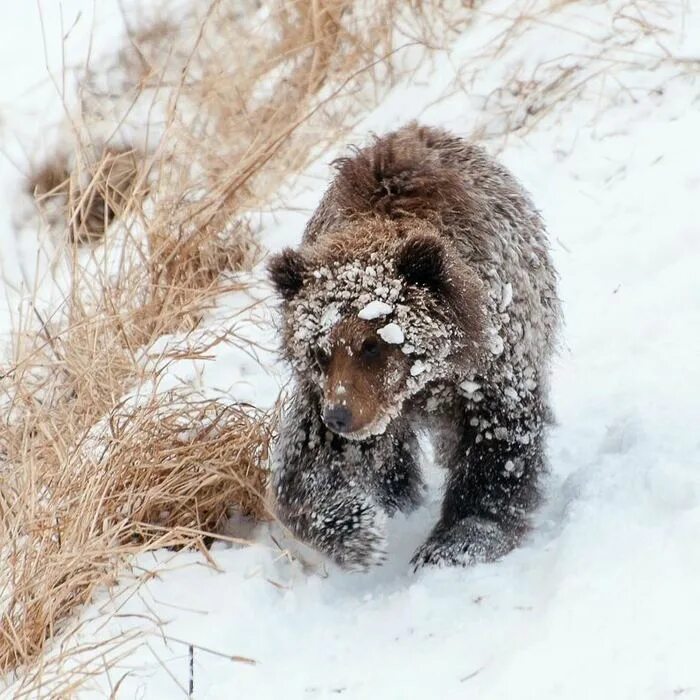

322,404,353,434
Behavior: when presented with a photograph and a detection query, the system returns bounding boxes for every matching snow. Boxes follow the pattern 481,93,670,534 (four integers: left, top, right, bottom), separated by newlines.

503,386,519,401
320,302,342,331
377,322,405,345
459,379,481,395
358,300,394,320
410,360,429,377
0,2,121,344
2,0,700,698
499,282,513,312
488,331,505,356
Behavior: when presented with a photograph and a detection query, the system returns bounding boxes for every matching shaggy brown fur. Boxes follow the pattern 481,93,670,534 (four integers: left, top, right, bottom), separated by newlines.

268,122,560,570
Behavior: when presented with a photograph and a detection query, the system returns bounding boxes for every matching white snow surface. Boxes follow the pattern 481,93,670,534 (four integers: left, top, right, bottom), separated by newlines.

2,1,700,698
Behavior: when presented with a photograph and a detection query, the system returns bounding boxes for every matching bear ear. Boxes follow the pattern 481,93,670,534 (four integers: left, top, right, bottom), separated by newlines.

267,248,308,301
395,234,448,293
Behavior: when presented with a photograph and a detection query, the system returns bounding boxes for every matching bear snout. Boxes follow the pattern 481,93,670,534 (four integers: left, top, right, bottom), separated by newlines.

323,404,353,434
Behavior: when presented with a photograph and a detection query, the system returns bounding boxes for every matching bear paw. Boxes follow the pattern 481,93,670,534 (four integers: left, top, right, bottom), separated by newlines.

311,495,389,572
411,517,514,570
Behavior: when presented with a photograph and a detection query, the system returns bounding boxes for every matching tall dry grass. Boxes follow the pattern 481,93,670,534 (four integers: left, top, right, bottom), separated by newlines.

1,0,460,692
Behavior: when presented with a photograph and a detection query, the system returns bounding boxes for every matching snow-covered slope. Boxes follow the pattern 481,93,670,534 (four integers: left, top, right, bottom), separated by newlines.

2,1,700,698
0,0,132,349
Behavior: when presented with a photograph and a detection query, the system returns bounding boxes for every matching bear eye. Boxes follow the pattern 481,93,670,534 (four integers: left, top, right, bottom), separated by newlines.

312,347,330,371
360,337,381,360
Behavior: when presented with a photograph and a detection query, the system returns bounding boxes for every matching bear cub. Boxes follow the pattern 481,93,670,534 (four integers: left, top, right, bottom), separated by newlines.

267,123,560,570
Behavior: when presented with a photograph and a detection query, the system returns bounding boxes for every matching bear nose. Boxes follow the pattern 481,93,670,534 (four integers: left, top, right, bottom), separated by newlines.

323,405,352,433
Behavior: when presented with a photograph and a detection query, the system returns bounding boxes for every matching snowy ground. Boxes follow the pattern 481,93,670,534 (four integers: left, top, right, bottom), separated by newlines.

2,1,700,698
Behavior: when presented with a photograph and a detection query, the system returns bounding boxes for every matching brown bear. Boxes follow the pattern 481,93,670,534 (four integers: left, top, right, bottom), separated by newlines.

267,123,560,570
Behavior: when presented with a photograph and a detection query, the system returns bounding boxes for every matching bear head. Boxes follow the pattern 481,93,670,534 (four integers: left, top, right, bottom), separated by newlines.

268,219,485,440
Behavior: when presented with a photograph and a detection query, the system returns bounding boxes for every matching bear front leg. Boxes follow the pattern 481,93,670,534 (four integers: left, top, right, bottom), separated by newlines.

412,393,546,569
272,391,420,570
362,426,425,514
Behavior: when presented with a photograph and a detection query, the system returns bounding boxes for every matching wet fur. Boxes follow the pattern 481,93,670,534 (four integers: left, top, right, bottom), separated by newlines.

269,123,560,570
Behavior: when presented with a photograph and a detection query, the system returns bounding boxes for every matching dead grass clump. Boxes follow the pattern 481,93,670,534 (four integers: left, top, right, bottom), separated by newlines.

94,391,271,531
0,371,272,673
141,208,261,338
27,159,70,201
28,146,143,245
70,148,143,244
1,272,274,674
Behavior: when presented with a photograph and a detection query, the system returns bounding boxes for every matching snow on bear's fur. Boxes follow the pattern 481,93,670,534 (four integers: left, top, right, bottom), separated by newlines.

268,123,560,570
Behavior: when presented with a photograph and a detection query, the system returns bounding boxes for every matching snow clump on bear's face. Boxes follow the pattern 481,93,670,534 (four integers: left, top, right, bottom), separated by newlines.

281,255,459,439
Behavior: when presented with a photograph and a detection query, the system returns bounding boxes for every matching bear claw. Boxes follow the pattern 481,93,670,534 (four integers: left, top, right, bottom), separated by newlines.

411,517,514,570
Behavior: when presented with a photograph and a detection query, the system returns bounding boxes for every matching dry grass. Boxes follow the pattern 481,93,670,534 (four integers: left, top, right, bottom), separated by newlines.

0,384,270,671
0,295,275,675
1,0,459,691
29,147,143,245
